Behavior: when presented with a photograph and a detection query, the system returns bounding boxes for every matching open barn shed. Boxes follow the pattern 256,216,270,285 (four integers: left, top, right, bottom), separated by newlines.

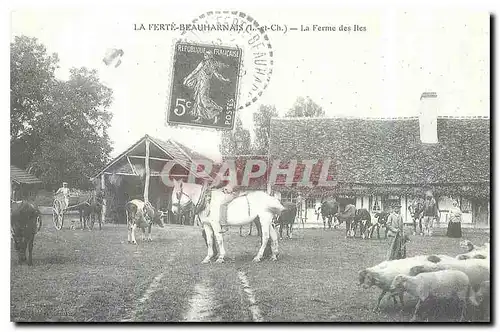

92,135,213,224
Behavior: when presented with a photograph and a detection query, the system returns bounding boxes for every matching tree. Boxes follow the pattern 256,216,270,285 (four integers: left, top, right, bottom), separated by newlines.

285,96,325,118
252,104,278,155
219,116,252,156
10,36,59,141
10,36,114,189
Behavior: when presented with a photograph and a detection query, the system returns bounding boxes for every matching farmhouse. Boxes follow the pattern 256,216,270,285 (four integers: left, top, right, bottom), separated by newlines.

92,134,213,224
10,165,42,201
268,94,490,228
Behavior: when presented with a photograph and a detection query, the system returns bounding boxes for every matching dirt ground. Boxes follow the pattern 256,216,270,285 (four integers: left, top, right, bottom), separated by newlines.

11,217,490,322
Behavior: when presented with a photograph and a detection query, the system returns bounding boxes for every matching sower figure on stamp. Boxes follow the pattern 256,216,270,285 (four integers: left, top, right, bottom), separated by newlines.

421,190,440,237
183,50,231,124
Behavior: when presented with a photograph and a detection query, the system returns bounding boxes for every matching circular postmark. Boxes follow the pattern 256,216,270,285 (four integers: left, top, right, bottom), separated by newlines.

179,11,274,111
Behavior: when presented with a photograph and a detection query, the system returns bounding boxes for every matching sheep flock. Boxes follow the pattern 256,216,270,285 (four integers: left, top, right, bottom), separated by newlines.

358,239,490,322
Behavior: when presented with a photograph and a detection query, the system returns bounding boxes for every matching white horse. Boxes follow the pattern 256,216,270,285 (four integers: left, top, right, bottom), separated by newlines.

171,179,285,263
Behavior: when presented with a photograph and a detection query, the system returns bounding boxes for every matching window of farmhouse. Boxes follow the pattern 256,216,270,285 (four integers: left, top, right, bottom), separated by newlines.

385,195,400,210
371,196,381,212
281,192,295,203
305,198,315,209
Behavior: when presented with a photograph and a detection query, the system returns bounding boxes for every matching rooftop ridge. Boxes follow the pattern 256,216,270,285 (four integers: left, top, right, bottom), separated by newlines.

272,115,490,121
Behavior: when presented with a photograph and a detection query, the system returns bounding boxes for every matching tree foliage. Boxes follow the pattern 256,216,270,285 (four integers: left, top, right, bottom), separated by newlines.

286,96,325,118
10,36,113,189
252,104,278,155
219,116,252,156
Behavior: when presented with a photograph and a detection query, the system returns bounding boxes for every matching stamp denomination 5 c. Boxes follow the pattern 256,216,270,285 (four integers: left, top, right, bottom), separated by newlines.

167,41,243,130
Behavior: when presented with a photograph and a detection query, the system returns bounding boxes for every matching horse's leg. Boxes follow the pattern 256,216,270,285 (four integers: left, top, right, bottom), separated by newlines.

127,224,131,243
239,226,243,237
201,223,215,264
254,213,272,262
269,220,279,261
131,224,137,245
211,222,226,263
79,210,84,230
249,222,253,236
147,224,152,241
323,215,326,230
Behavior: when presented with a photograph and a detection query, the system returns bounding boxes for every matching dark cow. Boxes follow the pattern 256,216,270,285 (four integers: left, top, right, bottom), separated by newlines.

80,191,104,230
320,199,339,230
336,204,356,238
369,211,390,239
354,208,371,239
276,201,297,239
11,201,41,266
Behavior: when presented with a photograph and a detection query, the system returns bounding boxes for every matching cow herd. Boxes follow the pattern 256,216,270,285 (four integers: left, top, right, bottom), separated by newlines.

315,200,392,240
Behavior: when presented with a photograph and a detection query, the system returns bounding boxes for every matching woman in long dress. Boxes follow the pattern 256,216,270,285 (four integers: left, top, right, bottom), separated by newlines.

446,200,462,238
183,50,230,123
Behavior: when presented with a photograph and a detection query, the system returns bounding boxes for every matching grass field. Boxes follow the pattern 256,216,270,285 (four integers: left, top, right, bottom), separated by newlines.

11,215,490,322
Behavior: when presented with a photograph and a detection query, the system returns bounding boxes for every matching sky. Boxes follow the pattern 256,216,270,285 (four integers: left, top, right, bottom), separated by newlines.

10,7,490,162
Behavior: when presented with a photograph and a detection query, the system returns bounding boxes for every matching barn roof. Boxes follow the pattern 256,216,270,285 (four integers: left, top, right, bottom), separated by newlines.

217,155,269,190
11,165,42,185
92,135,214,180
269,116,490,187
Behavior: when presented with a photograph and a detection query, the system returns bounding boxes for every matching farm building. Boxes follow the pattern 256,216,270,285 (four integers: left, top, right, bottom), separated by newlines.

10,165,42,201
92,134,213,224
268,94,490,228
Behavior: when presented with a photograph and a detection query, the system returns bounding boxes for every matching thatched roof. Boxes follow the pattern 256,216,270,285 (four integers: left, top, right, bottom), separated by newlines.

269,116,490,197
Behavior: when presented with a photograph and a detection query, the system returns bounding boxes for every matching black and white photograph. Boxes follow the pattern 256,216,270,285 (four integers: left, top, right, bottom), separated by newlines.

7,1,492,323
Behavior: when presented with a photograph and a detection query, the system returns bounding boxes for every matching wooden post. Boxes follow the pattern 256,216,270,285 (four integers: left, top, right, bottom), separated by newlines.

144,138,150,203
101,174,106,223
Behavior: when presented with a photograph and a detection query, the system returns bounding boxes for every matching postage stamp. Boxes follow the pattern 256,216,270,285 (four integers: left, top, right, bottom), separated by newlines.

166,42,243,130
179,11,274,113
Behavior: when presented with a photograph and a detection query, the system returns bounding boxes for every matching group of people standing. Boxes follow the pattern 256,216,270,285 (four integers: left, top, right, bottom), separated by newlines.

410,191,463,239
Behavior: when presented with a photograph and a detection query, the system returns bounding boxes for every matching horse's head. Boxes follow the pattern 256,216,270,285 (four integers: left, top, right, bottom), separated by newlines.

171,179,192,215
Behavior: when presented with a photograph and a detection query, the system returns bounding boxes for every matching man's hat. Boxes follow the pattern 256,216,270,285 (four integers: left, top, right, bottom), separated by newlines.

425,190,434,197
392,203,402,208
62,182,68,185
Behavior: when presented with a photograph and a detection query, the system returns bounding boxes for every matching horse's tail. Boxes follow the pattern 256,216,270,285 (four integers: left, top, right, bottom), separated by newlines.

267,196,285,215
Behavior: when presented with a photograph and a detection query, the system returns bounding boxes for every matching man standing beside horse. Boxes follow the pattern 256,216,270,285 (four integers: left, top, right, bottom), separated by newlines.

421,190,440,237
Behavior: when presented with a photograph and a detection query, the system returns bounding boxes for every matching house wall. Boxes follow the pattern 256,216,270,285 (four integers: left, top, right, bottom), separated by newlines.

275,190,489,229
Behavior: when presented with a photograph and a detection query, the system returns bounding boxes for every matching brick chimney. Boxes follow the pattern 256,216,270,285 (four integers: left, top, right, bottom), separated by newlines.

418,92,438,144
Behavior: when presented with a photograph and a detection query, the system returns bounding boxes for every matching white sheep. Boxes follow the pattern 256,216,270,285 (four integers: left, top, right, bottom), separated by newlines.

358,254,457,311
409,258,489,297
469,280,490,320
390,270,471,322
457,241,489,260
